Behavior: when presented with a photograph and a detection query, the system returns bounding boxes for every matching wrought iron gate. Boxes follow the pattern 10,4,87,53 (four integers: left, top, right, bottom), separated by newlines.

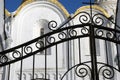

1,6,120,80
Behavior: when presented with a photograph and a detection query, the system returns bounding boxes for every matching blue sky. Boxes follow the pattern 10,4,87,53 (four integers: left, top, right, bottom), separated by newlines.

5,0,94,13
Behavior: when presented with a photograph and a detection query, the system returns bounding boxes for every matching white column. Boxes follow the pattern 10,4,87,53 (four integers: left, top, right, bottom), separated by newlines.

0,0,4,51
0,1,6,80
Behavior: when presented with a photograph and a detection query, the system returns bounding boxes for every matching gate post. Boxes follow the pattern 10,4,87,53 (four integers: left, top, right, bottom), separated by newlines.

89,0,99,80
89,24,99,80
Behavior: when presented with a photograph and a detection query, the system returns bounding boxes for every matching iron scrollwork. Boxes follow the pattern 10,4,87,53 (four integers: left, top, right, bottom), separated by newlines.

75,64,91,78
35,40,44,49
24,45,33,54
69,29,77,37
0,54,8,63
0,12,120,80
95,29,104,37
12,50,22,59
106,31,115,39
46,36,56,44
93,14,104,26
98,64,115,79
94,26,119,42
48,20,58,30
79,12,91,24
81,26,89,35
58,31,67,40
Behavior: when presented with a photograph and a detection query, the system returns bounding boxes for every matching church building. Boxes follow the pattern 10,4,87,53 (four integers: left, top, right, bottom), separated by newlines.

0,0,119,80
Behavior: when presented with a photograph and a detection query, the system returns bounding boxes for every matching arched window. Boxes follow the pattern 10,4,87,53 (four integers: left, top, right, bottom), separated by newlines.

34,19,51,55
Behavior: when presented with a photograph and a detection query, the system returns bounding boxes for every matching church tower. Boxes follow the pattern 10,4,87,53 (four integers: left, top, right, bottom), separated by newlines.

1,0,120,80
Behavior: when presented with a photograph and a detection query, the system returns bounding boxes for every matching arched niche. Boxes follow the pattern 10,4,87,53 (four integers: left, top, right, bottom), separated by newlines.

11,0,69,47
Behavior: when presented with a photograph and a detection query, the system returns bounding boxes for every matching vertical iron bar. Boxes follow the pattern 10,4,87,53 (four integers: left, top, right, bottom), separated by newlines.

89,0,99,80
20,47,23,80
32,55,35,80
3,0,7,41
45,37,47,80
68,41,70,69
89,24,98,80
20,61,23,80
66,28,70,80
114,7,120,69
78,38,81,63
116,44,120,70
115,0,120,71
115,2,120,69
115,23,120,70
56,45,58,80
7,64,10,80
105,41,109,64
105,41,113,66
0,35,4,51
67,29,70,70
4,0,7,40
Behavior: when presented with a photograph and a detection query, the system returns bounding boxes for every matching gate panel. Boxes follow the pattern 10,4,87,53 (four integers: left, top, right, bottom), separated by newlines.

1,11,120,80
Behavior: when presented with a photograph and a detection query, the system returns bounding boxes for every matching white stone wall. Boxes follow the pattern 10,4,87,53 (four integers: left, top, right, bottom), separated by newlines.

1,0,119,80
0,0,4,35
0,0,4,51
11,1,68,47
10,1,72,80
98,0,117,21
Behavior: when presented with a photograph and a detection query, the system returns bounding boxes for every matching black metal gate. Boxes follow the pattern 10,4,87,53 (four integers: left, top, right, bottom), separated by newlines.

1,6,120,80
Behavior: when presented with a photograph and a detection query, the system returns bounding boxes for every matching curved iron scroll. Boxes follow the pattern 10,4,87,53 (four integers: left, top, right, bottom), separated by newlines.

0,11,120,67
0,24,90,67
61,62,120,80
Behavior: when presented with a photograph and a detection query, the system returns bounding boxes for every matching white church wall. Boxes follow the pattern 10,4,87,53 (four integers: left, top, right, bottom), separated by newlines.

0,0,4,51
10,1,71,80
0,0,4,74
11,1,67,47
98,0,117,22
1,0,119,80
0,0,4,35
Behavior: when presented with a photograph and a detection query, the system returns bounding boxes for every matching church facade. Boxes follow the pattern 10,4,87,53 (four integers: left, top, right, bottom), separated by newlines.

0,0,120,80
